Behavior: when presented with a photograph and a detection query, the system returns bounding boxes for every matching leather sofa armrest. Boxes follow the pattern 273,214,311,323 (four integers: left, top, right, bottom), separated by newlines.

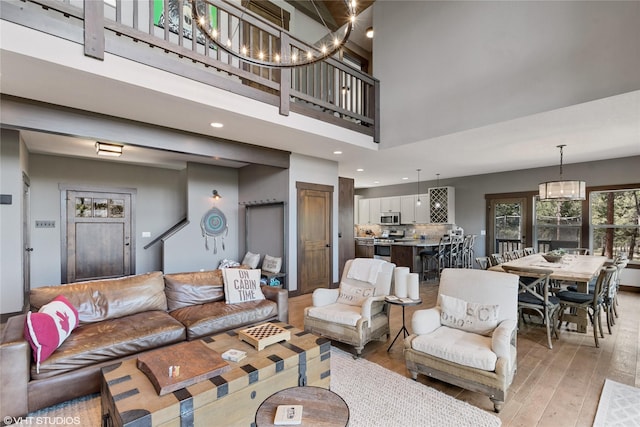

261,286,289,323
1,314,30,418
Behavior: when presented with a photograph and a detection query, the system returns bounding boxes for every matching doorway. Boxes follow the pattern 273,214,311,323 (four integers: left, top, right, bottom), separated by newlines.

61,186,136,283
297,182,333,294
487,195,532,255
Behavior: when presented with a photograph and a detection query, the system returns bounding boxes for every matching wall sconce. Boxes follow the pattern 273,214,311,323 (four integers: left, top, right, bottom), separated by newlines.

96,142,123,157
212,190,221,200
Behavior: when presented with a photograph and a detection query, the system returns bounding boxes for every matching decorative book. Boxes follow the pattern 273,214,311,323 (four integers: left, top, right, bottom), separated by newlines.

274,405,303,425
221,348,247,362
238,322,291,351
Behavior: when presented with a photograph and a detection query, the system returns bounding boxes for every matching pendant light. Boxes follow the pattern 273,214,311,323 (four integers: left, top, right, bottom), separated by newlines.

539,145,586,201
416,169,422,206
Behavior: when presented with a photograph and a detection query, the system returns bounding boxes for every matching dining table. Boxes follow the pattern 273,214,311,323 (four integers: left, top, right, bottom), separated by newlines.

489,253,607,333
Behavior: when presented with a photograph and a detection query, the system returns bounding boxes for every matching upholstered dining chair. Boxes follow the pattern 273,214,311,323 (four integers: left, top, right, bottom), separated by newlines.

556,266,617,348
303,258,395,357
501,265,559,349
404,268,519,413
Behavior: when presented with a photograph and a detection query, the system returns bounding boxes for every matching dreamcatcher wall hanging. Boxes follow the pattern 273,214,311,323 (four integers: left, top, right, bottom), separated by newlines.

200,190,228,254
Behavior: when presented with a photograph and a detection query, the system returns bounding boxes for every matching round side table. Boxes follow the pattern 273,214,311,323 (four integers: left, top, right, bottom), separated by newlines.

255,386,349,426
386,298,422,351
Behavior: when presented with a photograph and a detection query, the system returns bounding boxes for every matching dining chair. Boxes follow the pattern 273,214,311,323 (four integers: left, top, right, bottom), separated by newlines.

556,266,617,348
501,266,559,349
489,253,505,266
448,235,464,268
562,248,590,255
523,247,535,256
475,256,490,270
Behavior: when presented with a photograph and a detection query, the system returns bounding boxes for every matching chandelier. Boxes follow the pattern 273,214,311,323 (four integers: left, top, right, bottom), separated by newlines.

538,145,586,201
191,0,357,68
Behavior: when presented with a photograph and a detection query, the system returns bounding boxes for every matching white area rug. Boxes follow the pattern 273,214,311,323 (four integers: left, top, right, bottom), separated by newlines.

331,347,501,427
593,379,640,427
19,347,501,427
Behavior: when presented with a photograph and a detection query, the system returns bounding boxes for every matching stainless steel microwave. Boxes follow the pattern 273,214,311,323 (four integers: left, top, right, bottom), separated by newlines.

379,212,401,225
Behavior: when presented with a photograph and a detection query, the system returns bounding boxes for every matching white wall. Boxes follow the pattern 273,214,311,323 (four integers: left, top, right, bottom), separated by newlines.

288,153,340,292
163,162,240,273
0,130,24,313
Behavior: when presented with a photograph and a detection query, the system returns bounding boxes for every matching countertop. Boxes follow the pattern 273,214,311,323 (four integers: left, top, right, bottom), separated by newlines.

391,239,440,247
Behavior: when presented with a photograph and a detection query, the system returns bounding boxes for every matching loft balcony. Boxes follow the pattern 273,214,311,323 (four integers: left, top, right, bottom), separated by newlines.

1,0,379,141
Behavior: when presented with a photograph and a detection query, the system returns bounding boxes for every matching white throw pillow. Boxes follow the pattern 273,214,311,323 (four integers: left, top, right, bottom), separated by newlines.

241,251,261,269
337,282,376,306
440,294,499,336
222,268,265,304
262,254,282,273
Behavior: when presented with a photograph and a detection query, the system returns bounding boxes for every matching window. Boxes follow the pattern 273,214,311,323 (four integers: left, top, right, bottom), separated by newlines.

534,198,583,253
590,188,639,264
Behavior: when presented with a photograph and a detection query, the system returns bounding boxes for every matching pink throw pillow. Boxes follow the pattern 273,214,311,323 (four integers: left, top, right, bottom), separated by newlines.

24,295,79,373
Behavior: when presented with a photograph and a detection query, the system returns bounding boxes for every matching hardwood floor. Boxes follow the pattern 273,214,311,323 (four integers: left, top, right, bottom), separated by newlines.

289,281,640,427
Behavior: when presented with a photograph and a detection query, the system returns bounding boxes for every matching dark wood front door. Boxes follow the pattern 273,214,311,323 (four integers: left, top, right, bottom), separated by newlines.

297,182,333,294
63,187,135,283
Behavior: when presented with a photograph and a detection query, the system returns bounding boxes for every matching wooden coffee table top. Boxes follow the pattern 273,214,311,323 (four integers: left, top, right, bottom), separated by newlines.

136,340,230,396
255,386,349,427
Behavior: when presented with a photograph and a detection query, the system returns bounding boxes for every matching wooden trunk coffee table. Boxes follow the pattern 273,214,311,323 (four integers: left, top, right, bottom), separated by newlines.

101,323,331,427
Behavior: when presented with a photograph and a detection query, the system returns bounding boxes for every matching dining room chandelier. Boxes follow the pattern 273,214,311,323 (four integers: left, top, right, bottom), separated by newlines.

191,0,357,69
538,144,586,201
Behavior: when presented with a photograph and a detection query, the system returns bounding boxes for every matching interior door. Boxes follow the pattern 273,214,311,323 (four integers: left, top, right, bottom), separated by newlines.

297,182,333,294
487,197,529,254
63,189,134,282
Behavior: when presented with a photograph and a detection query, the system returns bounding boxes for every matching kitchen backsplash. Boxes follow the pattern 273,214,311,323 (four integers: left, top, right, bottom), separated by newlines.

355,224,454,239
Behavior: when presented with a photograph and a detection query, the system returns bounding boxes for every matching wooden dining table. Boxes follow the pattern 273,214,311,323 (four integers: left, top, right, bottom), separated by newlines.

489,253,607,333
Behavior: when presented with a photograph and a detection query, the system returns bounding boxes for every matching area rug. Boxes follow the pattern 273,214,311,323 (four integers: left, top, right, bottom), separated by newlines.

593,379,640,427
21,347,501,427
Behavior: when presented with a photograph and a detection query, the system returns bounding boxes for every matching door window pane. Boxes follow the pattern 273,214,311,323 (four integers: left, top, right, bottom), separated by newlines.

494,202,522,253
75,197,92,217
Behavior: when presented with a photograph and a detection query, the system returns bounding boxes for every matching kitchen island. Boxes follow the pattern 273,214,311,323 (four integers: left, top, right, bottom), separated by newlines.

390,239,440,274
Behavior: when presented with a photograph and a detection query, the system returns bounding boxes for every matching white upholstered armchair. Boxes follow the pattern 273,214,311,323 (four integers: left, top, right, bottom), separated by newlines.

304,259,395,357
404,268,519,412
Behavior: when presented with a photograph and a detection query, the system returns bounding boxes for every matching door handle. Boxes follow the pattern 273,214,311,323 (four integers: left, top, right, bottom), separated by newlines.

25,247,34,252
125,243,130,246
325,244,331,248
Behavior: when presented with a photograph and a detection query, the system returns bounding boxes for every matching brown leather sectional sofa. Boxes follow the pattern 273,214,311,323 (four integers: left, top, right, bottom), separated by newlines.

0,269,288,419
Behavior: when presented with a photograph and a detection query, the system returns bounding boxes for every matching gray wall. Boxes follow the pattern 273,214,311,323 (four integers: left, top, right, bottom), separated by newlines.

27,153,186,285
357,156,640,257
375,1,640,147
163,162,240,273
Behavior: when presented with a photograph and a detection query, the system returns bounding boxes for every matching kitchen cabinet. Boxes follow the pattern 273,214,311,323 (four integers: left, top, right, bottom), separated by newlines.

428,186,455,224
358,198,370,224
380,196,401,213
401,194,429,224
368,198,381,222
355,239,374,258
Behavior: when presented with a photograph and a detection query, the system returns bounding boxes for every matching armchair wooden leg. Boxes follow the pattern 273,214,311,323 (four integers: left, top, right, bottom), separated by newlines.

490,398,504,413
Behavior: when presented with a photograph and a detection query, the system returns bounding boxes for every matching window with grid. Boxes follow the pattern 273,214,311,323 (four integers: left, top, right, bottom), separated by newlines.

590,188,639,264
534,198,583,253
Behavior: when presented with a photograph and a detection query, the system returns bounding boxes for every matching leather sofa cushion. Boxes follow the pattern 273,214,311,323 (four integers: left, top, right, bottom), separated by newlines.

31,311,185,380
170,299,278,340
30,272,167,324
163,270,225,310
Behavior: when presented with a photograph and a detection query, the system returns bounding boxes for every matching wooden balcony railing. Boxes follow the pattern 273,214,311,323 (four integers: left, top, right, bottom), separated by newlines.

2,0,379,141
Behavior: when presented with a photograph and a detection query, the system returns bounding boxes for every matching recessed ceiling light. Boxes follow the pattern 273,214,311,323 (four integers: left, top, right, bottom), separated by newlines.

402,177,409,180
333,151,342,155
365,27,374,39
356,168,364,172
210,122,224,128
373,181,380,184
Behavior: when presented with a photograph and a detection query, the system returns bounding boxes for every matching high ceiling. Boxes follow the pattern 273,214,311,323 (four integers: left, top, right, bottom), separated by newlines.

2,1,639,189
